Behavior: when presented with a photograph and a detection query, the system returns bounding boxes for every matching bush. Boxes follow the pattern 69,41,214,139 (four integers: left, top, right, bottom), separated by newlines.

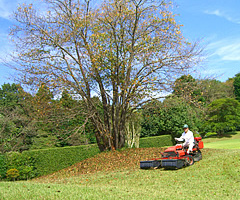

139,135,173,148
6,152,37,180
6,168,19,181
0,154,7,179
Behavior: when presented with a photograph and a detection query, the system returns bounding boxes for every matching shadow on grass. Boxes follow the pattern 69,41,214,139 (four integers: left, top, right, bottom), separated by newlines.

205,131,238,139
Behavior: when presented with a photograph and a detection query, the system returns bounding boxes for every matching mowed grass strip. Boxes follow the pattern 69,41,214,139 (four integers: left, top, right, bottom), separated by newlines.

0,148,240,200
204,139,240,149
203,131,240,149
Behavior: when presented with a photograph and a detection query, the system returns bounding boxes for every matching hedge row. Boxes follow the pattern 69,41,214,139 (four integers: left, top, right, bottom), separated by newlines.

0,135,172,180
139,135,173,148
0,144,99,180
22,144,100,177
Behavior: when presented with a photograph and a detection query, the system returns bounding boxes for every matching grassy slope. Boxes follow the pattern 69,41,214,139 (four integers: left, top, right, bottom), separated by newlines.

0,133,240,200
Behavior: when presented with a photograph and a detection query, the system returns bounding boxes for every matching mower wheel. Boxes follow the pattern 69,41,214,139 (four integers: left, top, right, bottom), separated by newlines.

193,150,202,162
185,155,194,166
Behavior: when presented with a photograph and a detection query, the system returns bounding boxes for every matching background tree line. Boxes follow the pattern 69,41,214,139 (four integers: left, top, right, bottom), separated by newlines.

141,73,240,139
0,83,97,153
1,72,240,153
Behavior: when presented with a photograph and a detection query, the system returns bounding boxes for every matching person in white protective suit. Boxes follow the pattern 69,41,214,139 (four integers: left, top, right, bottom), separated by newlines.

175,124,194,154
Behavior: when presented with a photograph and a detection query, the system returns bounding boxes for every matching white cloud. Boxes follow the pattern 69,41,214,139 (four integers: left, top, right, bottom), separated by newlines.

207,38,240,61
205,9,222,17
204,9,240,24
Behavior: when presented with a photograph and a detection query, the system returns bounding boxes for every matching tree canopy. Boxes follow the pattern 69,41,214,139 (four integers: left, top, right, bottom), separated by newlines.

205,98,240,135
141,97,204,138
10,0,203,151
172,75,234,107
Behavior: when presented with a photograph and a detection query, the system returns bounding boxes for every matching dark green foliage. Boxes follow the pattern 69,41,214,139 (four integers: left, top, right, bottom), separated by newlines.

0,154,7,179
173,75,234,106
0,83,97,152
233,73,240,101
21,144,100,177
160,97,203,137
0,83,23,110
0,83,32,153
205,98,240,135
199,79,234,105
141,98,204,138
172,75,202,105
173,75,196,96
139,135,173,148
53,91,97,147
141,100,164,137
6,152,37,180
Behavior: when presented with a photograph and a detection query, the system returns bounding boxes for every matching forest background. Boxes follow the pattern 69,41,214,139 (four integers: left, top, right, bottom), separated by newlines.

1,72,240,153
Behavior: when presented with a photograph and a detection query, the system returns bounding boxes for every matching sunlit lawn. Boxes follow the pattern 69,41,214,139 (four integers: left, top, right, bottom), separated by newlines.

204,139,240,149
1,132,240,200
1,148,240,200
203,131,240,149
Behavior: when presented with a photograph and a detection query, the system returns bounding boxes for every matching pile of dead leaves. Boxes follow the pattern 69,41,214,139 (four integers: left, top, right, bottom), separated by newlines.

37,147,165,180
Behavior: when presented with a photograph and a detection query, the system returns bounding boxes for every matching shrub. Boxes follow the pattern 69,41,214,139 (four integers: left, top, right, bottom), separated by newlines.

6,168,19,181
6,152,37,180
139,135,173,148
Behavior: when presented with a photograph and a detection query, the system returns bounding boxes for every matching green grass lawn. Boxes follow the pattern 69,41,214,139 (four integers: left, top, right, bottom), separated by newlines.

1,133,240,200
203,131,240,149
204,138,240,149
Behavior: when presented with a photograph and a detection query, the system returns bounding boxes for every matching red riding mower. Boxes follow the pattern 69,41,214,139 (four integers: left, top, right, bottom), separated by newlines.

140,137,204,169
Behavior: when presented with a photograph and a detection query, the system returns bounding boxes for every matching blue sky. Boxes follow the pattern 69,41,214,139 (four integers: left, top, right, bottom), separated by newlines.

0,0,240,86
175,0,240,81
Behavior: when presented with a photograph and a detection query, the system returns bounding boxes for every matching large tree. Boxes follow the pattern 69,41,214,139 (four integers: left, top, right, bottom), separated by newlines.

10,0,202,151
